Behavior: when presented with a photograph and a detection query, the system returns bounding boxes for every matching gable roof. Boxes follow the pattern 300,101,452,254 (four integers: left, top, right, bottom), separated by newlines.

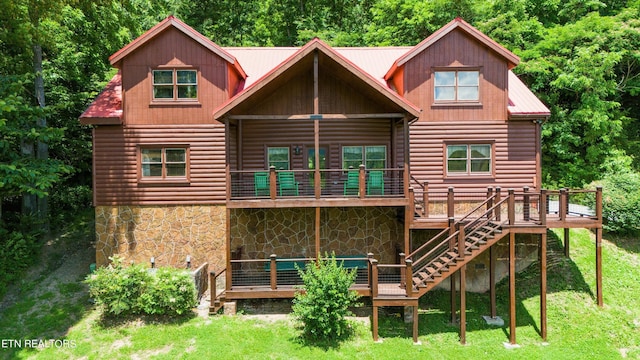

109,15,246,78
508,71,551,118
385,18,520,81
214,38,421,119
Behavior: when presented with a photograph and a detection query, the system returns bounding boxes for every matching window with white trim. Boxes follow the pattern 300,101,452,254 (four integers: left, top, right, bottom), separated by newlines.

152,69,198,100
140,147,188,179
342,145,386,169
435,70,479,101
446,144,491,175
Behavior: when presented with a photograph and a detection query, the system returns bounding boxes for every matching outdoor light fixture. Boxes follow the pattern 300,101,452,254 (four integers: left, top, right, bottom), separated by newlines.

186,255,191,269
294,145,301,155
150,257,155,268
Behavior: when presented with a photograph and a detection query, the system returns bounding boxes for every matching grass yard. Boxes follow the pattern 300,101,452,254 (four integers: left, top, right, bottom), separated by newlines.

1,218,639,359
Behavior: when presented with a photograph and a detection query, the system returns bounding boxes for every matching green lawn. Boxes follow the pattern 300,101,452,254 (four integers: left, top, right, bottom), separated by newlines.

1,226,638,359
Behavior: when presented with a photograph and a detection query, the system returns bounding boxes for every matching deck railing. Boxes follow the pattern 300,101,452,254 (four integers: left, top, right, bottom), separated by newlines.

228,255,371,290
410,184,602,224
229,166,405,200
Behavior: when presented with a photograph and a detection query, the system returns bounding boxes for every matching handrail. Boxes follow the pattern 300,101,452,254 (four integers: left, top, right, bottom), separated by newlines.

462,196,509,231
411,231,459,269
457,194,498,223
406,227,450,259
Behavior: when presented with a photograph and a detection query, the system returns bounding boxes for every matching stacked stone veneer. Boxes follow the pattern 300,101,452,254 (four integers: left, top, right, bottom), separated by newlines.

230,207,404,269
95,205,226,271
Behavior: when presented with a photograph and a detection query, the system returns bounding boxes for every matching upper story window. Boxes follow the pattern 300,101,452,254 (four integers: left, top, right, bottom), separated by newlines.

434,70,479,102
446,144,492,176
140,146,189,181
152,69,198,100
342,145,386,169
268,147,290,170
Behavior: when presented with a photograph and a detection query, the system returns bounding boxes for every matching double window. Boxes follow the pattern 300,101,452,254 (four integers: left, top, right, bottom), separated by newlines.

342,145,386,169
152,69,198,100
446,144,492,175
140,147,188,180
434,70,479,102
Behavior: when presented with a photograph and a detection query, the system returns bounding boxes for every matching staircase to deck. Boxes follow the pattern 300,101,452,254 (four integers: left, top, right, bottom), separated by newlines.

373,191,512,303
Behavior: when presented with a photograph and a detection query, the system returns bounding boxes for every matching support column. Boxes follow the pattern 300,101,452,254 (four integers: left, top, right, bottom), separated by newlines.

564,228,570,258
509,232,516,345
413,305,419,344
373,305,379,342
450,274,457,324
315,207,321,259
596,227,603,307
540,232,547,341
490,244,496,318
460,266,467,345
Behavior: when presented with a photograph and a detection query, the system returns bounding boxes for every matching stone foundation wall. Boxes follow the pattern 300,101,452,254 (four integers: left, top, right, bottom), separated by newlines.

95,205,226,271
230,207,404,266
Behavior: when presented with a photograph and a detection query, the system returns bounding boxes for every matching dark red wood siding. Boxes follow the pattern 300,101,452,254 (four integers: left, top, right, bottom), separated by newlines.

93,125,226,205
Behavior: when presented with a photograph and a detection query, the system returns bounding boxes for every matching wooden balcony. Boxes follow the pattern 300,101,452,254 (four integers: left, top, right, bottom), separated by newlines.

226,165,409,208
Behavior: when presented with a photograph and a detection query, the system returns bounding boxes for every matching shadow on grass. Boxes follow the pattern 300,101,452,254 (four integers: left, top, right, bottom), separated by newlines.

603,231,640,254
291,324,357,351
97,311,196,328
377,230,594,342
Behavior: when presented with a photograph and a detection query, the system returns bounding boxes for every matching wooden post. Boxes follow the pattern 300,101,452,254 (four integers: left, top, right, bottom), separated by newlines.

596,227,603,307
270,254,277,290
371,259,379,298
413,305,419,344
226,208,232,291
405,259,413,297
399,253,406,288
559,188,567,221
486,187,494,215
508,189,515,225
447,187,455,218
359,164,366,199
495,187,502,222
490,244,496,318
373,305,379,342
209,271,217,307
315,207,321,259
523,186,530,221
269,166,277,200
540,189,547,226
449,217,456,324
460,265,467,345
564,228,570,258
509,232,516,345
596,187,603,221
367,253,374,288
540,232,547,341
458,225,466,261
423,181,429,218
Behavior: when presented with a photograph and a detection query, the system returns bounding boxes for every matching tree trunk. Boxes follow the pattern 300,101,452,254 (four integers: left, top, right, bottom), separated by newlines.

33,43,49,230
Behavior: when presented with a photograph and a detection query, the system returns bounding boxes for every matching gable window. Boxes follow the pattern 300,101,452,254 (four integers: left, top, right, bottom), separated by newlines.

140,147,188,180
268,147,290,170
434,70,479,102
152,69,198,100
342,145,386,169
446,144,492,175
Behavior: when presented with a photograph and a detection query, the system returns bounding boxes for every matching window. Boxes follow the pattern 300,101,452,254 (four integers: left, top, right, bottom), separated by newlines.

268,147,290,170
140,147,188,180
446,144,491,175
152,69,198,100
342,146,386,169
434,70,479,102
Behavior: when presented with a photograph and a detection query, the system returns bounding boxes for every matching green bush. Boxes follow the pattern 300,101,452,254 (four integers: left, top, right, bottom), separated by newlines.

592,171,640,234
138,267,197,315
292,253,360,342
0,215,42,296
85,257,197,316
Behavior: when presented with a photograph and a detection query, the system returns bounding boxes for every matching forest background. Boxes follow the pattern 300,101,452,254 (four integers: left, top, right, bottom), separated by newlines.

0,0,639,293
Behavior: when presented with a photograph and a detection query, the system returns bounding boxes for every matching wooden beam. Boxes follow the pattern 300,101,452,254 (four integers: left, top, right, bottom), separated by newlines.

226,113,407,120
564,228,570,258
225,207,232,291
373,306,379,342
596,227,603,307
540,232,547,341
315,207,321,259
490,244,496,318
413,305,419,344
460,265,467,345
509,232,516,345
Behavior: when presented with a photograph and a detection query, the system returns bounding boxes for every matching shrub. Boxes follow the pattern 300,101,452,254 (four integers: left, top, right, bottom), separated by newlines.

0,215,42,296
292,253,360,342
85,257,197,316
138,267,197,315
592,171,640,234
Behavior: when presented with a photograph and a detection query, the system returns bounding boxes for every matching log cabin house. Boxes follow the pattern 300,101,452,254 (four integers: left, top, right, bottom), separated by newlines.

80,16,603,344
